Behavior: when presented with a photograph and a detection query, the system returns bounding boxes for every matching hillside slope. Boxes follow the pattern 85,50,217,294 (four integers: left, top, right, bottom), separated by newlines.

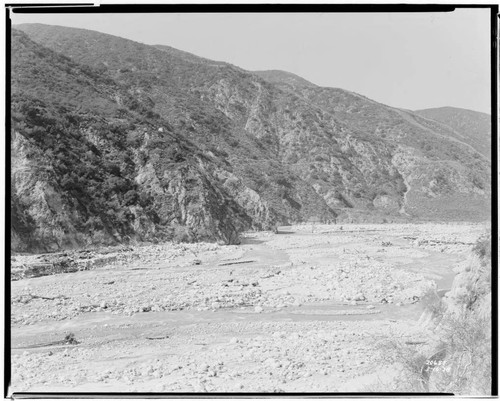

253,70,491,221
11,24,492,252
11,29,262,251
415,106,491,160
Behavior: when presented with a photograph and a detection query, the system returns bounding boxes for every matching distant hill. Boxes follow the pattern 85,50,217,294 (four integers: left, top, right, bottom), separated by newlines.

11,23,491,252
415,107,491,159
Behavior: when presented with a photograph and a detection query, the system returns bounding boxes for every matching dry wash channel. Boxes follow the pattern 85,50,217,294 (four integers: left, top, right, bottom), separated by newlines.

10,223,486,393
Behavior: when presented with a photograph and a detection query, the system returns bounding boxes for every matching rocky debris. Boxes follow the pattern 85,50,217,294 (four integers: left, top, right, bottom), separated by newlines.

12,293,69,304
11,223,483,326
9,223,487,393
11,319,431,393
253,251,435,306
354,293,366,301
11,242,266,325
12,242,224,281
408,226,483,254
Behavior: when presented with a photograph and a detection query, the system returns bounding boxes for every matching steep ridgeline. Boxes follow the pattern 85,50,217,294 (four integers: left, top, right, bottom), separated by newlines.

252,70,491,221
415,107,491,160
12,24,491,252
11,29,262,252
10,27,331,252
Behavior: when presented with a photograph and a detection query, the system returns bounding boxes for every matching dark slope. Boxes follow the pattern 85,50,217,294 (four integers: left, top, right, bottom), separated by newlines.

11,29,258,251
14,25,405,214
415,106,491,159
12,24,491,251
11,26,336,252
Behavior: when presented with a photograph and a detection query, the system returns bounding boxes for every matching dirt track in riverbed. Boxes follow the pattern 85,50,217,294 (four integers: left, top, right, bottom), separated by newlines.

10,223,486,393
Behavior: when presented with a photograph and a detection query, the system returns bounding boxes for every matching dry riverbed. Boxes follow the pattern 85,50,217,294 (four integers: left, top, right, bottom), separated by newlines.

10,223,487,393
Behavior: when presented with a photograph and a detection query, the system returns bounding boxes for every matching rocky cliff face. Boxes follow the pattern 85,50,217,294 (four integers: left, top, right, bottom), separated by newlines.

253,71,491,222
10,29,266,251
11,24,492,252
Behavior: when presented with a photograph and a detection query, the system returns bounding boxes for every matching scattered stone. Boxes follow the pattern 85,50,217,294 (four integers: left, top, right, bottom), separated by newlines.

11,224,483,392
354,293,365,301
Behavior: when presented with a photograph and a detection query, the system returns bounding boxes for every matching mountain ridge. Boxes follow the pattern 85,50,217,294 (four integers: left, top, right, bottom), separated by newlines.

11,23,491,252
416,105,490,117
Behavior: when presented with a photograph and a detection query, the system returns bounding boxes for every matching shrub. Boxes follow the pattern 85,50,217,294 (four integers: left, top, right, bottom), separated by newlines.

372,241,492,395
472,231,491,262
420,288,446,319
375,309,491,394
375,338,429,392
432,312,492,394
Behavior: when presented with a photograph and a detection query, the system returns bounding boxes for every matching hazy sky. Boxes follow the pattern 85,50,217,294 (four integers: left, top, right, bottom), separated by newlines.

11,9,492,113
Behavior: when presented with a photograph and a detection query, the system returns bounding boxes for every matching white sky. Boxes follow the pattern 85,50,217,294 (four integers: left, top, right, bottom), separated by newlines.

11,9,492,113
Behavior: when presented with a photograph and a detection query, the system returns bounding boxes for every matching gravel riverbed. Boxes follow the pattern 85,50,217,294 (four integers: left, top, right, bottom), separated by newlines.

10,223,487,393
